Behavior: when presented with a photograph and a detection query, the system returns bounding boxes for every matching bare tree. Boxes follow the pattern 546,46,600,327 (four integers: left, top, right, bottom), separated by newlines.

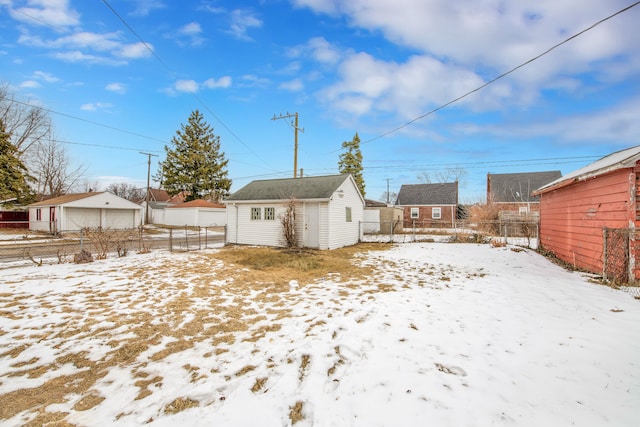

30,135,86,200
106,182,144,201
0,83,52,155
417,167,467,184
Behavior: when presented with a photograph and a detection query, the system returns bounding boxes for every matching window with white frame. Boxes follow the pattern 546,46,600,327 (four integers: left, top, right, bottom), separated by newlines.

432,207,441,219
519,206,529,215
264,207,275,220
410,207,419,219
36,208,42,221
346,207,352,222
251,207,261,220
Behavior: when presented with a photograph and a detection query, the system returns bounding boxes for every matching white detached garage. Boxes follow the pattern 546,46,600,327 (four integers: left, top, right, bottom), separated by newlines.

224,174,364,250
28,192,143,233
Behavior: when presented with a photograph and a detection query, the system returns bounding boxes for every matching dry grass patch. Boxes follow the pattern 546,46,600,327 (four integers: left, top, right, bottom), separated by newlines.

211,243,391,287
289,401,305,424
164,397,199,414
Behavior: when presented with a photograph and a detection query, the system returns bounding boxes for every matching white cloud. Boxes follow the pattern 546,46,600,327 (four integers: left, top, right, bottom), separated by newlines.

129,0,166,17
80,102,113,112
319,52,484,119
32,70,59,83
117,42,153,59
203,76,232,89
105,82,127,94
20,80,40,89
279,79,304,92
296,0,640,118
228,9,262,40
180,22,202,36
307,37,341,65
175,79,199,93
11,0,80,28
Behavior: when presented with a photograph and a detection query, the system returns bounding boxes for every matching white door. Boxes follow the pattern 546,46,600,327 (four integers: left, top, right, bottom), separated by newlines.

304,203,319,248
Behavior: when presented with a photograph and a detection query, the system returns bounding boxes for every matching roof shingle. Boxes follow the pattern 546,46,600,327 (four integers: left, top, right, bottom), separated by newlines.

396,182,458,206
225,174,351,201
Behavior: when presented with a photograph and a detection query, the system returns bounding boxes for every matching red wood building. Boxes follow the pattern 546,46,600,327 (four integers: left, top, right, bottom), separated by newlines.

533,146,640,283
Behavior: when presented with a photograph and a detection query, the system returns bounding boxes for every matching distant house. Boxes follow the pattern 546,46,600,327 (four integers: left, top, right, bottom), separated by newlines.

487,171,561,215
533,146,640,283
165,199,226,227
396,182,458,228
224,174,364,249
363,199,403,234
28,192,143,234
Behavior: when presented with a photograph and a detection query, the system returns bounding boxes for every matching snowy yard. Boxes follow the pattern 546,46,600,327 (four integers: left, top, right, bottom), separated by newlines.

1,242,638,426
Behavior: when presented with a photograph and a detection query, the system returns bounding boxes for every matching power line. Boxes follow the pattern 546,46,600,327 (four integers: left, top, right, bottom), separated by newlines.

360,1,640,146
100,0,273,171
8,98,170,145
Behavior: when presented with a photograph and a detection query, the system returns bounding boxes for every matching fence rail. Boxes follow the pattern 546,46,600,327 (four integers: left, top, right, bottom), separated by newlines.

360,219,539,248
0,226,225,267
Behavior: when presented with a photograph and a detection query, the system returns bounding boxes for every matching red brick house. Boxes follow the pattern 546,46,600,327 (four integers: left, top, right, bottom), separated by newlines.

396,182,458,228
533,146,640,283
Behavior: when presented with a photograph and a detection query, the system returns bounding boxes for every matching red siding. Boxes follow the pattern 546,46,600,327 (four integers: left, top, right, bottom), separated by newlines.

539,168,635,275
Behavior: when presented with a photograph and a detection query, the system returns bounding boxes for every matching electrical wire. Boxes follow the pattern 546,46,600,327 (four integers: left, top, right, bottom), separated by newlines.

359,0,640,146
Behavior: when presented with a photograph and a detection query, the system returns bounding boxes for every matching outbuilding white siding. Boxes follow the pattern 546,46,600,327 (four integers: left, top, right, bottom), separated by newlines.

28,192,142,233
224,174,364,250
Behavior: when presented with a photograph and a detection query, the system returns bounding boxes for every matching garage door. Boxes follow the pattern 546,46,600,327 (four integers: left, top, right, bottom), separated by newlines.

105,209,136,229
65,208,101,231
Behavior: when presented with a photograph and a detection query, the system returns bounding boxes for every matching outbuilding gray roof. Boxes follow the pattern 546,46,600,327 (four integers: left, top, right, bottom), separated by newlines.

396,182,458,206
225,174,352,201
488,171,561,203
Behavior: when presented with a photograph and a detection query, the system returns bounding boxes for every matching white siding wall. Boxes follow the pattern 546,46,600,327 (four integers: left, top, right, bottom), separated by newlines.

229,203,288,247
318,203,329,250
327,178,364,249
165,208,226,227
363,209,381,233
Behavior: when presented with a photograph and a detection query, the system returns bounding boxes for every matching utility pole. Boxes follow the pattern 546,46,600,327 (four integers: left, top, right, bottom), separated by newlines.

271,112,304,178
140,152,158,225
386,178,391,205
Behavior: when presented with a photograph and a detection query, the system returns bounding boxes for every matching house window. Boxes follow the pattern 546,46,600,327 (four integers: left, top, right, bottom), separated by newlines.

519,206,529,215
251,207,261,220
410,208,419,219
264,207,275,220
36,208,42,221
346,207,352,222
432,207,441,219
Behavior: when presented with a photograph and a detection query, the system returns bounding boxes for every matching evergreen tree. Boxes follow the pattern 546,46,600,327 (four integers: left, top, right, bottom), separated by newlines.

158,110,231,201
0,119,33,204
338,132,365,197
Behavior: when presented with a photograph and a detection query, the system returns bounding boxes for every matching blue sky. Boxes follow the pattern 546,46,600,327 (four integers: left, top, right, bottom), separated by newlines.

1,0,639,202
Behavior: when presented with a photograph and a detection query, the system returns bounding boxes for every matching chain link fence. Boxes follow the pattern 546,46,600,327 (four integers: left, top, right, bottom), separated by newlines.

603,227,640,296
0,226,226,268
360,219,538,248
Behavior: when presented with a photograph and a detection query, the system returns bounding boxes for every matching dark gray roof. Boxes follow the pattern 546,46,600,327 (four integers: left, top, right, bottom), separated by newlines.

396,182,458,206
488,171,561,203
225,174,351,201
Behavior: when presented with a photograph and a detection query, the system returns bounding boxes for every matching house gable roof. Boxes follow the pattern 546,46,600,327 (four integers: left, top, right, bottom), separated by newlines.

489,171,561,203
167,199,225,209
534,145,640,195
396,182,458,206
28,192,102,207
225,174,353,202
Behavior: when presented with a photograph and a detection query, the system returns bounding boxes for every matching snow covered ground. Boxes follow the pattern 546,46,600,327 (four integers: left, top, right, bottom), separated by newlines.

1,242,638,426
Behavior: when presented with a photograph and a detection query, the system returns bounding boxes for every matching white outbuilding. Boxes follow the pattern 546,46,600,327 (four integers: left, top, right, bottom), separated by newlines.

164,199,226,227
224,174,364,249
28,192,143,233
